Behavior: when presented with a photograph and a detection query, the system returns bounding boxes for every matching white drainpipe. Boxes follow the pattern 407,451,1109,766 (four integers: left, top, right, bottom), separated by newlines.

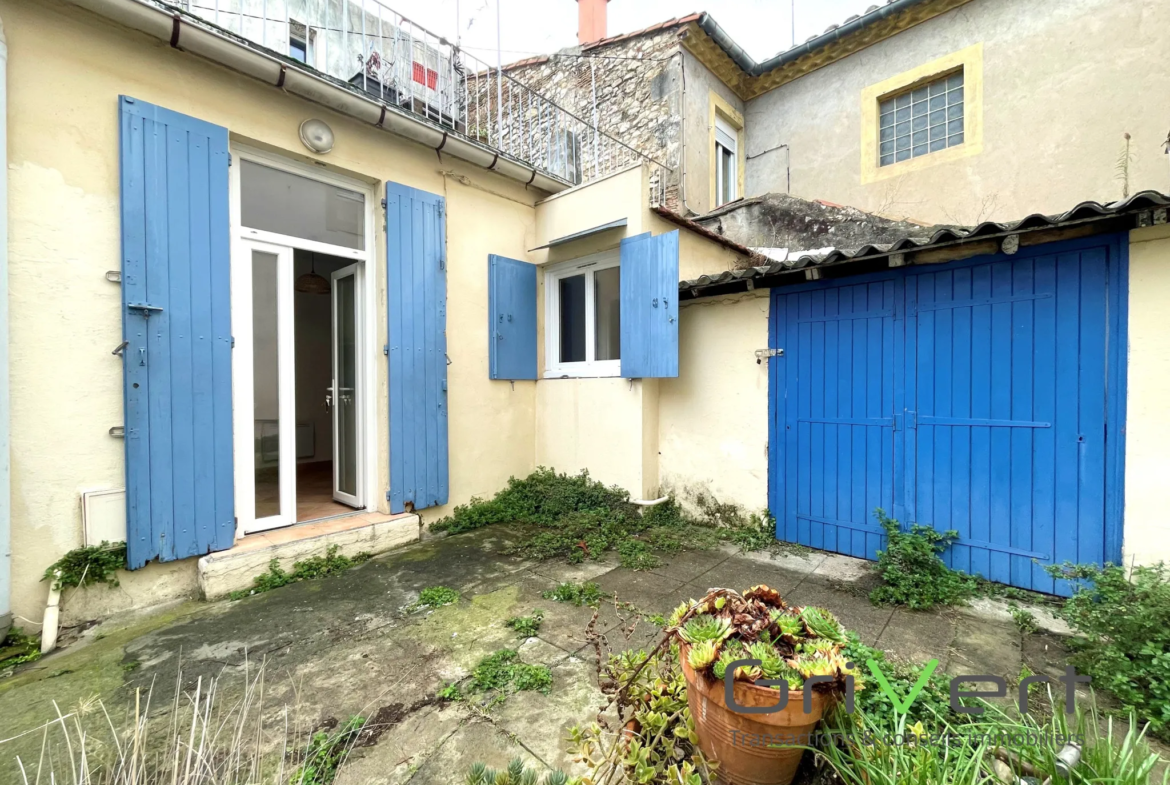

0,12,11,642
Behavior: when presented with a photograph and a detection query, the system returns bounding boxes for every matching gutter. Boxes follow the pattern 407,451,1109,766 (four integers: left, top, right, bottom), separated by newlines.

695,0,932,77
66,0,574,195
0,12,10,642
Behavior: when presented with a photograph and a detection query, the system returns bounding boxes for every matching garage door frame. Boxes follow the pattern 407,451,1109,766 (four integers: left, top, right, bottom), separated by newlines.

767,233,1128,587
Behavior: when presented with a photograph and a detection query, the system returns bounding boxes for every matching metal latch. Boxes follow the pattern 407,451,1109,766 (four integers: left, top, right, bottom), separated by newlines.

755,348,784,364
127,302,164,318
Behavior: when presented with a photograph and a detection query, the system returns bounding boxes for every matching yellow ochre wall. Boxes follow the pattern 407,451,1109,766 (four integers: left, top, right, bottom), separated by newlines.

1123,225,1170,569
3,0,540,625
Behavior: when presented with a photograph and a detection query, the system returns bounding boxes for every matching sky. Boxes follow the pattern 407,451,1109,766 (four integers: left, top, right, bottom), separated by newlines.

396,0,882,67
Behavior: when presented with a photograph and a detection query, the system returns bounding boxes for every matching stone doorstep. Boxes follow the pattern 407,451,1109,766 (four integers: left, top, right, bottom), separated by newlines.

197,512,421,601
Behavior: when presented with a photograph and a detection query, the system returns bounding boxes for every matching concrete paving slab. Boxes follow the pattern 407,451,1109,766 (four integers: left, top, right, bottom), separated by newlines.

403,710,548,785
812,553,876,583
721,544,827,575
947,617,1023,681
686,554,810,597
647,547,729,583
876,609,958,670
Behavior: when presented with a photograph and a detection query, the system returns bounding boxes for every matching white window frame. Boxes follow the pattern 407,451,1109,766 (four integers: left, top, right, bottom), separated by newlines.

544,250,621,379
229,145,378,538
715,115,738,206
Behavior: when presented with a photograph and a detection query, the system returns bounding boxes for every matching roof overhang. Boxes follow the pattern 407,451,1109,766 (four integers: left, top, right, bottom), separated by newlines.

529,218,627,251
678,192,1170,301
679,0,976,100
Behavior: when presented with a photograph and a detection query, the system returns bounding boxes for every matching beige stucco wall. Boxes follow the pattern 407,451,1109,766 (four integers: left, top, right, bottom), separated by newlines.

4,0,540,625
681,49,745,217
1123,225,1170,568
744,0,1170,224
659,292,770,512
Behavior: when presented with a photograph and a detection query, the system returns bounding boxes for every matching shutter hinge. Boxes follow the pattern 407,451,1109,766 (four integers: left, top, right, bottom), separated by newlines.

231,336,235,348
384,344,389,355
380,198,387,210
386,489,392,502
228,153,233,167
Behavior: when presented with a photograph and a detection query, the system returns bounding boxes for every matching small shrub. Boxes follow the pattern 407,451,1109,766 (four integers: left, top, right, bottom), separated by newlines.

438,681,463,701
505,610,544,638
0,627,42,670
230,545,371,600
292,715,365,785
467,649,552,702
840,632,960,731
542,581,604,607
411,585,459,611
42,541,128,590
1047,561,1170,740
869,509,977,609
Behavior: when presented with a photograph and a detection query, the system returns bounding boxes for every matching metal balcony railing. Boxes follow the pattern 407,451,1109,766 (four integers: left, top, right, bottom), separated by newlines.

176,0,669,191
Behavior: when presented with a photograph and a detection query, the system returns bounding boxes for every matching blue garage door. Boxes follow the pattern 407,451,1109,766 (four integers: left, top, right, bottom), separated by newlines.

769,238,1127,594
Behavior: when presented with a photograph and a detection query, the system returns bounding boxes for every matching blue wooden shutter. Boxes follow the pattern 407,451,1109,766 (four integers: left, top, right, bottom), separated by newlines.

619,230,680,378
119,96,233,569
386,182,449,513
488,255,537,380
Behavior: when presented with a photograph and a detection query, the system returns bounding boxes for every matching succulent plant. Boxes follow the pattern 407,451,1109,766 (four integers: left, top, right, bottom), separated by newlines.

794,651,839,679
668,600,693,628
798,638,837,655
769,609,805,640
687,639,720,671
744,584,785,608
678,614,733,645
801,606,847,643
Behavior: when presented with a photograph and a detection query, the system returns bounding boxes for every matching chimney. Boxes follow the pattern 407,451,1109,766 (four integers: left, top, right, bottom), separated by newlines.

576,0,610,45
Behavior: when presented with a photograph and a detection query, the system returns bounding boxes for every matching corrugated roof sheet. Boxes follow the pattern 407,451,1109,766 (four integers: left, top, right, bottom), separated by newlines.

679,191,1170,298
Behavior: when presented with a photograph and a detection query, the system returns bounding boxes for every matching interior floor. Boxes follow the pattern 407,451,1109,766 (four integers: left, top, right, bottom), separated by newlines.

254,462,361,523
295,462,362,521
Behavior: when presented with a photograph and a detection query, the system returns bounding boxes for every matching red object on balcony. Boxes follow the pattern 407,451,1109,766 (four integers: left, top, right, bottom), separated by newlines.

412,63,439,89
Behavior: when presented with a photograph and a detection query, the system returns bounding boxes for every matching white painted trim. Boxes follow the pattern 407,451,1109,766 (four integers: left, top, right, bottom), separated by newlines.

230,144,379,538
543,249,622,379
330,263,363,508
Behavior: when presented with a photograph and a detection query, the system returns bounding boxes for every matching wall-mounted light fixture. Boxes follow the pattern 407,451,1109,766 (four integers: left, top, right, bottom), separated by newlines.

299,118,334,154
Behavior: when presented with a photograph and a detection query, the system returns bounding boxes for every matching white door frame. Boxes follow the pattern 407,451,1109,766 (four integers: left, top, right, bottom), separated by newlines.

330,262,363,508
234,239,298,533
229,144,378,539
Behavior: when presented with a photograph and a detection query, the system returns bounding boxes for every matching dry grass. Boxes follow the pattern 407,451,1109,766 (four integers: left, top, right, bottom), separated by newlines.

0,660,357,785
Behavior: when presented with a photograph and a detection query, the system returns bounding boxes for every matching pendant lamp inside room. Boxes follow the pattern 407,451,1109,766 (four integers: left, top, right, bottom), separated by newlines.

295,252,331,295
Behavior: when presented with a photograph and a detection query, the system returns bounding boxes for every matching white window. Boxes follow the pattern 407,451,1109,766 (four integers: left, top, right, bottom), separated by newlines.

289,21,316,67
545,251,621,378
715,115,738,206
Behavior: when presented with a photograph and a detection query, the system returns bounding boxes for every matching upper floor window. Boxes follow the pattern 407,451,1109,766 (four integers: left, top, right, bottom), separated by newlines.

545,251,621,377
715,115,738,206
879,70,964,166
289,21,316,66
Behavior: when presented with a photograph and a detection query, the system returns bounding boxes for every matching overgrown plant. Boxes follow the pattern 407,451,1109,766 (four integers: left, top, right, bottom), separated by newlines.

1047,561,1170,739
0,627,41,672
443,650,553,708
292,716,366,785
1008,602,1039,634
542,581,604,607
869,509,977,609
408,585,459,611
505,611,544,638
429,469,776,567
230,545,371,600
42,541,128,590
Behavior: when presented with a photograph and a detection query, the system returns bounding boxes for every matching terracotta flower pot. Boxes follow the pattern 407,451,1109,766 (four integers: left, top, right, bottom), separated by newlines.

681,648,828,785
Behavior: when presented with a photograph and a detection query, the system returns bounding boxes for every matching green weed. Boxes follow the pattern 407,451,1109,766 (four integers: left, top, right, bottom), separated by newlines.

42,541,128,590
292,715,365,785
869,509,978,609
230,545,371,600
409,585,459,611
505,611,544,638
542,581,604,607
0,627,42,671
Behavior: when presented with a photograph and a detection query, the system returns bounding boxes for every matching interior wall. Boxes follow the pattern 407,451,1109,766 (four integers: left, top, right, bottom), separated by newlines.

293,251,350,464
